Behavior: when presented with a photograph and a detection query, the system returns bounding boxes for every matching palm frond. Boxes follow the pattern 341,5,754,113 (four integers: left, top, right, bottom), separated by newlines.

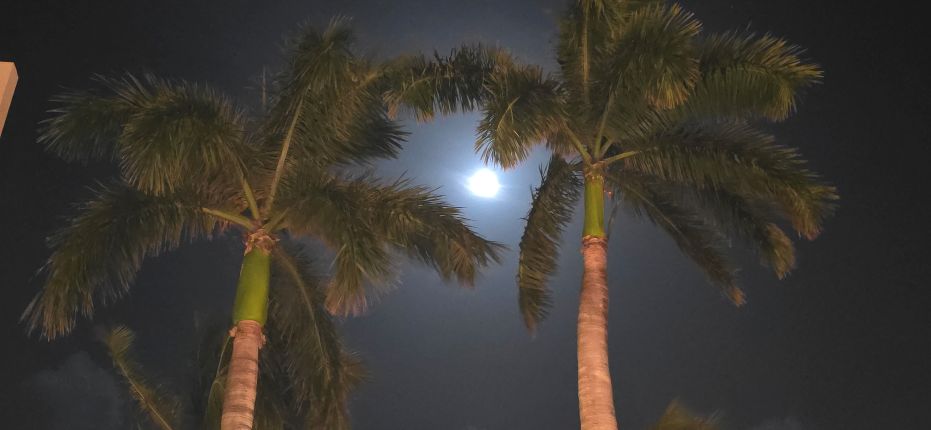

382,45,502,121
369,180,505,287
611,176,744,305
264,241,364,429
42,74,250,196
517,155,582,331
650,399,720,430
598,3,701,110
264,18,403,166
39,77,136,163
281,85,406,171
476,64,566,168
278,172,503,315
103,326,183,430
692,188,796,278
683,31,822,121
114,75,249,196
277,172,396,315
554,1,607,110
22,183,223,339
276,17,356,101
621,121,837,239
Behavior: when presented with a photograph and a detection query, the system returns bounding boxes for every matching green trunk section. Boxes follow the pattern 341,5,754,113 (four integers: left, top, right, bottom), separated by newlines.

583,175,606,238
231,249,271,325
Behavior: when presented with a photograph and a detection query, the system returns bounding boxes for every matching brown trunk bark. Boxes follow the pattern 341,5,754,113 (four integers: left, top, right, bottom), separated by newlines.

221,320,264,430
577,236,617,430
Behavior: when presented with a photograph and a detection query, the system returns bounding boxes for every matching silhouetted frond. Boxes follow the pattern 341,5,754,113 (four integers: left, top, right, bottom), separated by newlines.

692,188,796,278
265,242,364,429
383,45,502,121
517,155,581,331
612,177,744,305
39,82,132,163
278,172,503,316
103,326,183,430
621,121,837,239
23,183,223,339
476,64,566,168
41,74,250,196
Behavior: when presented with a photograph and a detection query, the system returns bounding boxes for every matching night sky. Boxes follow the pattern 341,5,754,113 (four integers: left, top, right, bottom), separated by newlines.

2,1,930,429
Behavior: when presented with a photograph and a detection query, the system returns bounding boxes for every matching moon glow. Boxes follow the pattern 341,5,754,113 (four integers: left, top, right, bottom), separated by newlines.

467,168,501,198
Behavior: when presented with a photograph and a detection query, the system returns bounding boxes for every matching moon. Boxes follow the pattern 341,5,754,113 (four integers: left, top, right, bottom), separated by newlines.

467,168,501,198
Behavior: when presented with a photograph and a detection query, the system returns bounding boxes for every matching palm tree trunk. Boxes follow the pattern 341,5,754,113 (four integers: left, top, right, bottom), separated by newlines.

221,231,274,430
221,319,264,430
577,173,617,430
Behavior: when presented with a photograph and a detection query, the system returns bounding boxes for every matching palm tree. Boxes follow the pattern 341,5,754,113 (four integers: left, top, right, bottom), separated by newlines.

23,19,501,430
385,2,836,429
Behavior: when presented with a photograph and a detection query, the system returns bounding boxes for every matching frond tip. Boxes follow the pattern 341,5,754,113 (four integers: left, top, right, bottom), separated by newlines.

613,177,745,306
266,242,365,429
103,326,182,430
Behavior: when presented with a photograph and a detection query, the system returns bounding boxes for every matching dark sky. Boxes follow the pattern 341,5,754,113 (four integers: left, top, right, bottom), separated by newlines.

2,1,930,429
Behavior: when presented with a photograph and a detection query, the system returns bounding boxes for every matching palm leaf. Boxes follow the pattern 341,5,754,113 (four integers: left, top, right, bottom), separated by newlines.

264,241,364,429
42,74,250,196
263,18,405,170
476,64,566,168
363,180,504,287
278,172,503,315
611,176,744,305
598,3,701,110
22,183,223,339
103,326,183,430
516,155,582,331
382,45,502,121
39,78,135,163
117,75,249,196
683,31,822,121
621,121,837,239
277,172,396,315
691,188,796,279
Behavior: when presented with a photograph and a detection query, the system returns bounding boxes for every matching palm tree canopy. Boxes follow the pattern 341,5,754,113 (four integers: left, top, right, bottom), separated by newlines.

25,18,503,339
399,1,836,330
25,18,504,428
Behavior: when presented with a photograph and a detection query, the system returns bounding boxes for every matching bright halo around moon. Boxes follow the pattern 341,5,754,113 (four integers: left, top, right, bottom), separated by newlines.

468,168,501,198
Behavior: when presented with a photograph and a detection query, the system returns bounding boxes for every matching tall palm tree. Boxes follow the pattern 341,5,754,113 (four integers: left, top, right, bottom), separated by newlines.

385,2,836,429
23,19,501,430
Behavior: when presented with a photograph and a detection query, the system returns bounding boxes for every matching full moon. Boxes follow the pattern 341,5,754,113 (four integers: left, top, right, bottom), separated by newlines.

468,168,501,198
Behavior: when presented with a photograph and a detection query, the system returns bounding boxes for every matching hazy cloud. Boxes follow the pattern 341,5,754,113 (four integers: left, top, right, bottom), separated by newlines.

23,352,126,430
